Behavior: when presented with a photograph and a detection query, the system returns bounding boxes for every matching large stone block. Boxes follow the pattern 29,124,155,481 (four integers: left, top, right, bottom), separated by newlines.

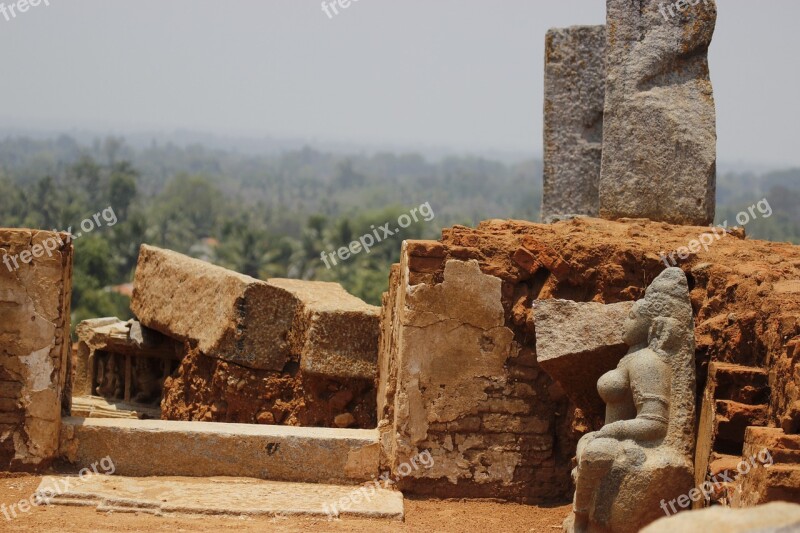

131,245,379,377
542,25,605,222
0,228,72,470
599,0,717,225
131,245,296,371
534,299,632,416
269,279,380,380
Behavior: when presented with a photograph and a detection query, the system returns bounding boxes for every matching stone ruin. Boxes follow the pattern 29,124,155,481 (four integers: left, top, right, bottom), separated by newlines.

1,0,800,529
543,0,717,226
0,229,72,471
72,318,182,418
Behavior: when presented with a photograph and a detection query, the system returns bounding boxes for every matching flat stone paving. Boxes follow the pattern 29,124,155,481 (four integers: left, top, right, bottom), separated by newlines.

35,475,404,520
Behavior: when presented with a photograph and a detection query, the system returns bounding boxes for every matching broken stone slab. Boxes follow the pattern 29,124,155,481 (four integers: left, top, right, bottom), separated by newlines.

131,244,298,371
36,475,404,520
58,417,381,485
131,245,379,377
533,299,632,416
269,278,380,380
599,0,717,225
0,228,73,471
542,25,605,222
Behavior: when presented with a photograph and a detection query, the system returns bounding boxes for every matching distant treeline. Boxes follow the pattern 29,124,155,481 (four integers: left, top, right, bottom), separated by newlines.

0,135,797,329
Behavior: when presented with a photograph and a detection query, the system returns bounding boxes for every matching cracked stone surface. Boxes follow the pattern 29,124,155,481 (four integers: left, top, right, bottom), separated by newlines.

0,228,72,470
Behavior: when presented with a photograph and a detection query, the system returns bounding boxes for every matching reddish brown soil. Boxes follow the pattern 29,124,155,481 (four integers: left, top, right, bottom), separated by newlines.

0,474,571,532
161,347,377,428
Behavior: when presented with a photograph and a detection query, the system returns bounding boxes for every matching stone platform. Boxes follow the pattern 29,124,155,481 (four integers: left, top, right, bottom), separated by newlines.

58,417,380,485
35,475,403,519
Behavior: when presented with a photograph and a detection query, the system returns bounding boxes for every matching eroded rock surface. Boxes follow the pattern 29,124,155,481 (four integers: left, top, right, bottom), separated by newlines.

380,243,568,503
132,245,380,378
269,278,380,380
131,245,297,371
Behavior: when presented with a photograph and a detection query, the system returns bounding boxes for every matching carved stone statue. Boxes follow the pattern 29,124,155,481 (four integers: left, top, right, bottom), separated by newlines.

566,267,696,533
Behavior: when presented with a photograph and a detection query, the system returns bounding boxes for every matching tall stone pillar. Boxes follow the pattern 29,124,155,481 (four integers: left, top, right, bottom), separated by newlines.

542,25,606,222
599,0,717,226
0,229,73,470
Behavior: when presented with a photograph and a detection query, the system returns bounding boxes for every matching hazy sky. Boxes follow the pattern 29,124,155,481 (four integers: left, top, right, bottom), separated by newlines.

1,1,799,166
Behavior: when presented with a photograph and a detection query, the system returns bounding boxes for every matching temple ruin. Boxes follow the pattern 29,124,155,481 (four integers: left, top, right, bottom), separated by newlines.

1,0,799,530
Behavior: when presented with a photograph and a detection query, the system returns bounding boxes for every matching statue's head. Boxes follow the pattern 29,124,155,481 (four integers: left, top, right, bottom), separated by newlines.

623,267,692,346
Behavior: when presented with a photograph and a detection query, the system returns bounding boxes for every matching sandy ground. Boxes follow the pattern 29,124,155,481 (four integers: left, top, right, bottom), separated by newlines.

0,474,571,532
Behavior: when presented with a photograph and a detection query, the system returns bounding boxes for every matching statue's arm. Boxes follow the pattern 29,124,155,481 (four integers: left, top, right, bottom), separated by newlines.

594,353,670,442
593,414,666,441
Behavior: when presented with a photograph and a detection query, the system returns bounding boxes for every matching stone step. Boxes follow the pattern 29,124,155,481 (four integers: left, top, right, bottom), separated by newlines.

58,417,380,485
714,400,769,452
35,474,403,520
707,362,769,405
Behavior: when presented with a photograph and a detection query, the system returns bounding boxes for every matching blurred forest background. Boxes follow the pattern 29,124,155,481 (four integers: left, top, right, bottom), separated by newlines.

0,135,798,329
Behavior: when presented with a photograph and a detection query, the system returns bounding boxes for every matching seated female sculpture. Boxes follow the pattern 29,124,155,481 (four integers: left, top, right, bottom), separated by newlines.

566,267,696,533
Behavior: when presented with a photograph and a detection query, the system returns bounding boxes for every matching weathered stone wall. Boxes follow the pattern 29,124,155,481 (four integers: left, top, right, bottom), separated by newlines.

542,25,605,222
378,217,800,502
0,229,72,471
379,241,573,503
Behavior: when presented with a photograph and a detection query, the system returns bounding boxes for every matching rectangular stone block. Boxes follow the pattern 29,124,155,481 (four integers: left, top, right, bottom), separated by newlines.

59,417,380,485
0,228,73,470
131,245,296,371
534,299,633,416
37,475,404,520
542,25,605,222
599,0,717,225
132,245,380,377
269,279,380,380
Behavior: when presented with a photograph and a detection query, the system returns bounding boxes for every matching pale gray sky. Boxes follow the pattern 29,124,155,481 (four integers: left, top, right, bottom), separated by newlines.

1,0,798,166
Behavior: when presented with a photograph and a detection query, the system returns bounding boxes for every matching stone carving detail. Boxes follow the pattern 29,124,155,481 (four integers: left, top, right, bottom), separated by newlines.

566,267,696,533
